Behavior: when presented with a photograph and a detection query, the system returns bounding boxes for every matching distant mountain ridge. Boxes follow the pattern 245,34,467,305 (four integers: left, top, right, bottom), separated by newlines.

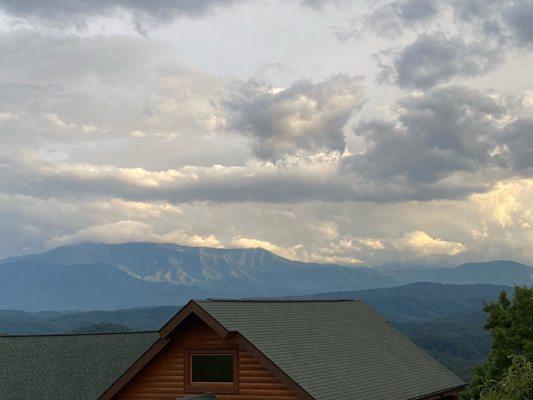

0,242,531,311
0,282,511,335
385,260,533,287
0,242,397,310
292,281,513,321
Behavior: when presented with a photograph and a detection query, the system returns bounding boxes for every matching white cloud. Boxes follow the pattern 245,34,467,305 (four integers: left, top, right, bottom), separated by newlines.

357,238,386,250
400,230,467,256
43,113,68,128
0,111,17,123
45,220,222,249
230,236,300,260
0,0,531,269
472,178,533,228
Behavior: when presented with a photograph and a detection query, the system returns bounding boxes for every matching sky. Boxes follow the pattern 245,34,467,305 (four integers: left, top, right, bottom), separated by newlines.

0,0,532,267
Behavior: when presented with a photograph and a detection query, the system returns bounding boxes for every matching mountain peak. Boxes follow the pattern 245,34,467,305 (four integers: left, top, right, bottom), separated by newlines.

457,260,532,270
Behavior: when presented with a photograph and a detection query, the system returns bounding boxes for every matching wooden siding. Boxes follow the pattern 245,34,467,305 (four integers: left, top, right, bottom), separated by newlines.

114,315,299,400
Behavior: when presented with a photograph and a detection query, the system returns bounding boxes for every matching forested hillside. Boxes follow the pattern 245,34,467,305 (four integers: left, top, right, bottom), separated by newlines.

0,282,511,380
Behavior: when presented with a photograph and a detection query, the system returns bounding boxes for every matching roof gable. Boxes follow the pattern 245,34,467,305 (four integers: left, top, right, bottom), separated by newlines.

99,299,465,400
100,300,312,400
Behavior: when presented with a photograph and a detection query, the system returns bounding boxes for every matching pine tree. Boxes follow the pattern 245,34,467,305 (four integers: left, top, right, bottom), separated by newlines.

462,287,533,400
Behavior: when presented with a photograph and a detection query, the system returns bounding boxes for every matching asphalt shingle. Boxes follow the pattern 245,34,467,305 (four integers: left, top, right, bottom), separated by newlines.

198,300,465,400
0,332,158,400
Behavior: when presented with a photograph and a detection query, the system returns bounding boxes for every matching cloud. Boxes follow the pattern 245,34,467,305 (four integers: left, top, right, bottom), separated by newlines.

0,0,349,33
225,75,364,160
361,0,440,37
357,238,386,250
400,230,467,256
1,177,532,266
449,0,533,47
452,0,506,21
335,1,531,89
377,33,501,88
341,0,439,39
0,31,243,169
230,236,299,259
344,86,520,186
1,85,528,206
45,220,222,249
502,118,533,173
0,0,242,32
392,0,439,20
0,111,18,124
503,1,533,46
0,148,500,205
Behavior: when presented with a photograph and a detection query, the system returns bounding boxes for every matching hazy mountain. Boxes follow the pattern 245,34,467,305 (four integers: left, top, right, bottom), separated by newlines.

1,282,510,335
387,261,533,286
1,243,530,311
0,282,507,380
0,242,398,310
290,282,512,321
0,260,223,311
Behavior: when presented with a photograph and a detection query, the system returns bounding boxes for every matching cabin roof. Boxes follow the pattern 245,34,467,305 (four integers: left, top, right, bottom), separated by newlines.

0,331,158,400
0,300,465,400
196,300,465,400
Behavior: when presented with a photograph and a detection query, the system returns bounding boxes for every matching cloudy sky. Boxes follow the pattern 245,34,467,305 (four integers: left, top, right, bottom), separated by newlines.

0,0,532,266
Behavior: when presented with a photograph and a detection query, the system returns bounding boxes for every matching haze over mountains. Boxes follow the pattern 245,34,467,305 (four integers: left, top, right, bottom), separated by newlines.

0,242,531,311
0,282,509,335
0,281,510,380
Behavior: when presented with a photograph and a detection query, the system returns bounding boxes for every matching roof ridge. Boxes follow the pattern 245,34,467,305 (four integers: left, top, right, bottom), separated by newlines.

203,298,359,302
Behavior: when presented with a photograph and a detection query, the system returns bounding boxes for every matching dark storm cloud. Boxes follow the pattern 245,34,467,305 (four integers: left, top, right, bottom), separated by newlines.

299,0,349,9
225,75,364,160
3,86,527,205
452,0,506,21
343,86,513,184
0,0,343,29
0,0,240,30
377,33,502,88
503,1,533,45
392,0,439,20
503,118,533,172
334,0,439,40
0,151,491,204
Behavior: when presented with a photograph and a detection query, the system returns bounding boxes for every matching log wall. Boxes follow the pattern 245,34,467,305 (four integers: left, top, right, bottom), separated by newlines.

114,315,299,400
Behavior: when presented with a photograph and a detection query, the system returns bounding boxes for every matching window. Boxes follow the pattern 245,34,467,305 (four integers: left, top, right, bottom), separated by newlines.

184,348,238,394
191,354,234,382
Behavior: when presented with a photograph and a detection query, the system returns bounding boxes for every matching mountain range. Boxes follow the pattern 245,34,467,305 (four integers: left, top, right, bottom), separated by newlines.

0,282,510,334
0,281,508,380
0,242,531,311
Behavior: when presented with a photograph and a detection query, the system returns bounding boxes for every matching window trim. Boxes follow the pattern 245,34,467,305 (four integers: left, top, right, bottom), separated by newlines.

184,347,239,394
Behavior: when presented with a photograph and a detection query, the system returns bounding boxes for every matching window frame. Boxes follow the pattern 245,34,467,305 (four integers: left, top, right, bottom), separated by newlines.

184,347,239,394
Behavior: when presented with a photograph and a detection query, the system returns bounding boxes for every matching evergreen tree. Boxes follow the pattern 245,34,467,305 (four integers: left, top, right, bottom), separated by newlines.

462,286,533,400
479,355,533,400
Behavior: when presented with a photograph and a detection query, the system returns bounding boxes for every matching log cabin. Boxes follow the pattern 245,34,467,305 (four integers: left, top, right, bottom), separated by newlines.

0,300,465,400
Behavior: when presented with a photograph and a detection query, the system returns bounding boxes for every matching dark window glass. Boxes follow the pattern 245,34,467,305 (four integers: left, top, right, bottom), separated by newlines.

191,354,234,383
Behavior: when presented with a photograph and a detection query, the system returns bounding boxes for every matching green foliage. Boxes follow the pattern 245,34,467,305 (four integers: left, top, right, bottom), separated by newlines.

462,287,533,400
479,355,533,400
393,310,492,380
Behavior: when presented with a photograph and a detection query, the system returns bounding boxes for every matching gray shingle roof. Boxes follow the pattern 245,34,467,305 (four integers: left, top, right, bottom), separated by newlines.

0,332,158,400
198,300,465,400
